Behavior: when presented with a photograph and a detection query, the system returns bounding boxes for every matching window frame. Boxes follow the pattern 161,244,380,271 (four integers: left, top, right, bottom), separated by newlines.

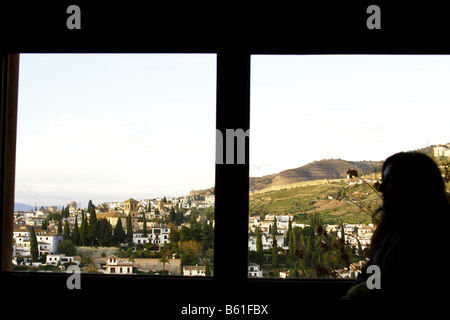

5,2,446,304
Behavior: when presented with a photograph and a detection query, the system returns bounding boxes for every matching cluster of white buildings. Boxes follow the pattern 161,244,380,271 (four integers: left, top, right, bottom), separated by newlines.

434,144,450,158
12,227,63,258
248,214,375,254
12,226,80,270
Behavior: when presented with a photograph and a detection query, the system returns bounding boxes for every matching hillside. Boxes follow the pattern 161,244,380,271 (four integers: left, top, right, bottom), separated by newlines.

249,178,382,224
250,159,382,191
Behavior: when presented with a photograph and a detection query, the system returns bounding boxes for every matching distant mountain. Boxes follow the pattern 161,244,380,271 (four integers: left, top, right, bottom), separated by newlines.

14,203,35,212
250,159,383,191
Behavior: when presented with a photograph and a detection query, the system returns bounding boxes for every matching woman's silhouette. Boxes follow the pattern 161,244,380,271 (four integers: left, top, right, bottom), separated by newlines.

345,151,450,300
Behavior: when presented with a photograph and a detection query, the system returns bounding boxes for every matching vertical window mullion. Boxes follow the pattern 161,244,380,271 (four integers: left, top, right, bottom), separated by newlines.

214,52,250,283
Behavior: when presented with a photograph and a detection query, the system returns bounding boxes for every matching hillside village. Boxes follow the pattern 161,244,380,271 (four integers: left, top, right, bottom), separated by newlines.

12,194,215,276
11,144,450,278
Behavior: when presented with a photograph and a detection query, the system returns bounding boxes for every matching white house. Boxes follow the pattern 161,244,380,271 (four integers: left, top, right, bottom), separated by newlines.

36,231,63,255
132,224,171,245
183,265,206,276
46,254,78,266
248,263,263,277
104,255,133,274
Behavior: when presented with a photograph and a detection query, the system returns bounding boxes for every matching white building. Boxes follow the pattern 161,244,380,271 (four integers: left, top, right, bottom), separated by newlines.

183,265,206,276
434,144,450,158
248,263,263,277
132,224,170,245
104,255,133,274
46,254,78,266
248,233,286,251
12,227,60,257
36,231,63,255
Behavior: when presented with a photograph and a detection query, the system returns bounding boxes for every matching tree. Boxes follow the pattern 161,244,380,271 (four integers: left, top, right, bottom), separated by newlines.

87,200,94,212
97,202,109,212
205,258,211,276
159,248,170,275
142,214,148,237
72,216,80,245
340,221,346,244
256,227,264,265
63,220,71,240
30,227,39,261
168,222,180,243
169,207,176,225
175,207,184,225
57,220,63,234
98,218,113,246
41,219,48,232
113,218,125,244
58,239,77,256
271,234,278,268
79,211,88,246
87,207,98,246
272,216,278,235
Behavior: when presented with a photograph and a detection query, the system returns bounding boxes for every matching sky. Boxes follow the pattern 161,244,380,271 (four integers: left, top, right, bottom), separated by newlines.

250,54,450,177
15,54,217,208
15,54,450,208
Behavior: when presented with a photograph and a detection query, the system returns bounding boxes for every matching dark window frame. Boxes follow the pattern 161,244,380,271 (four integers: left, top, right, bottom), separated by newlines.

3,1,449,307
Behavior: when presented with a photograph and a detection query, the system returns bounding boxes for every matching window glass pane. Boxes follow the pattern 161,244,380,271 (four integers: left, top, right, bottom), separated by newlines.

249,55,450,278
13,54,216,276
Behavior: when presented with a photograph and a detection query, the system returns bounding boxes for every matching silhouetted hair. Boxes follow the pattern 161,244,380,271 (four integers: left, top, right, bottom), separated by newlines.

368,151,449,298
377,151,449,229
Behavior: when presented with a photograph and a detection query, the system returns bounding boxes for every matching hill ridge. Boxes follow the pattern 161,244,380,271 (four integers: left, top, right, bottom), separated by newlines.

250,158,383,191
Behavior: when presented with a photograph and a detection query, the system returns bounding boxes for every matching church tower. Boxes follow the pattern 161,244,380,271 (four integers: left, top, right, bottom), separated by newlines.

123,198,139,230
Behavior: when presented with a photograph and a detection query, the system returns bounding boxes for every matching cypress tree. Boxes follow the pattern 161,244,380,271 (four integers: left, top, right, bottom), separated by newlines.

105,220,113,246
113,218,125,244
340,221,345,244
142,214,147,237
57,220,63,234
271,234,278,268
256,227,264,265
30,227,39,261
272,216,278,235
72,216,80,245
87,207,98,246
63,220,71,240
79,211,88,246
289,229,295,254
98,219,112,246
